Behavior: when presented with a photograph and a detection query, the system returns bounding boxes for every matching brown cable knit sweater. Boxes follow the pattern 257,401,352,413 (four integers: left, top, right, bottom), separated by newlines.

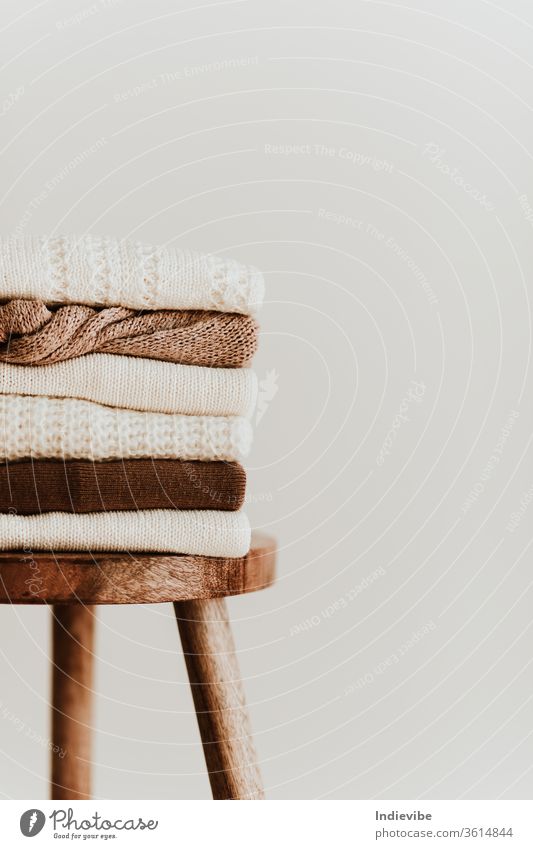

0,299,258,367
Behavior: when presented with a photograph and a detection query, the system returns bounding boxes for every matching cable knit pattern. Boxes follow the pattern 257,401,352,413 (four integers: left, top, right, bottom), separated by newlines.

0,355,257,416
0,395,253,461
0,460,246,513
0,235,264,315
0,300,259,368
0,510,251,556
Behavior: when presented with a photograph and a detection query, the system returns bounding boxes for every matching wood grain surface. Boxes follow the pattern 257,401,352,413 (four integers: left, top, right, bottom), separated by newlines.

175,597,264,799
51,604,95,800
0,533,276,604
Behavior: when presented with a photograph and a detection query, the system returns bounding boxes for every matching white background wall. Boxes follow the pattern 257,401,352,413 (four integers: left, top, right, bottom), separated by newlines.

0,0,532,799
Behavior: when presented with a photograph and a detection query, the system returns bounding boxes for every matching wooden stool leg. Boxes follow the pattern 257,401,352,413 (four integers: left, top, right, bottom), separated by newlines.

51,604,95,800
174,598,264,800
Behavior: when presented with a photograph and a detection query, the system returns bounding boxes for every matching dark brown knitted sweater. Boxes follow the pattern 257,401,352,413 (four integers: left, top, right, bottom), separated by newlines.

0,460,246,513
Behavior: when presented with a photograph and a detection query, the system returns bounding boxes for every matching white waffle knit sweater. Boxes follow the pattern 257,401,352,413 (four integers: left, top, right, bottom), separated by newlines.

0,510,251,556
0,235,264,315
0,395,252,461
0,355,257,416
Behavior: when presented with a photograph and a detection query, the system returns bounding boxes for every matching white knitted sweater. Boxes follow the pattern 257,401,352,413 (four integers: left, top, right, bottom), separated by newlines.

0,235,264,315
0,510,251,557
0,355,257,417
0,395,252,461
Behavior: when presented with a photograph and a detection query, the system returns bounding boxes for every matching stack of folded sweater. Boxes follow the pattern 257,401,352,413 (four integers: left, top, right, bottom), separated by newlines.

0,235,263,558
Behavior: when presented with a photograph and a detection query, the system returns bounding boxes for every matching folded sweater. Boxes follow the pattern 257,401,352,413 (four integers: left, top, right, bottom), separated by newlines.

0,355,257,416
0,460,246,513
0,395,252,461
0,300,259,368
0,509,251,557
0,235,264,315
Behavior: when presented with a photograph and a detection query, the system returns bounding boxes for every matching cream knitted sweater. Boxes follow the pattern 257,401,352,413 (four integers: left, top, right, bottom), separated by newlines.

0,395,252,461
0,355,257,416
0,235,264,315
0,510,251,557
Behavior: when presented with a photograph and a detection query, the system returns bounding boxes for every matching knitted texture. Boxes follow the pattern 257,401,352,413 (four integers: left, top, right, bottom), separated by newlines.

0,235,264,315
0,355,257,416
0,460,246,513
0,395,252,461
0,509,251,556
0,300,259,368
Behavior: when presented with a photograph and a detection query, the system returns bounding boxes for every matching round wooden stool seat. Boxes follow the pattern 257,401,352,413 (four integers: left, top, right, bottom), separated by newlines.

0,532,275,605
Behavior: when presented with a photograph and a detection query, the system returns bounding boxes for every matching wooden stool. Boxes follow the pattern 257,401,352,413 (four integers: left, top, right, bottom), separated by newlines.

0,533,276,801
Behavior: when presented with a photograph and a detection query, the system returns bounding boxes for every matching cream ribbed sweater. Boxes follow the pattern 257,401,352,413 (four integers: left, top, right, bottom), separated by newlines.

0,395,252,461
0,355,257,416
0,510,251,556
0,235,264,315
